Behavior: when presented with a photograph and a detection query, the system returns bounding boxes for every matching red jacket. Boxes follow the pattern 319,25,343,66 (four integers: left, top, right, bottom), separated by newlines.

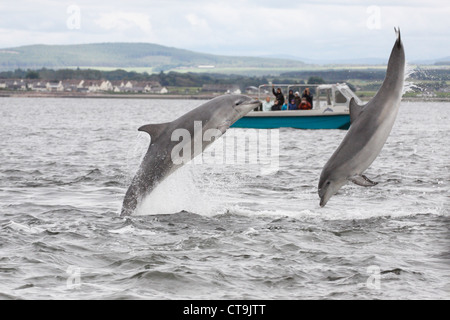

298,101,312,110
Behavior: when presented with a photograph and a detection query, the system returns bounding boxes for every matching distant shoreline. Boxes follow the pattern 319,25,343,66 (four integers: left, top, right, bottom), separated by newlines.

1,90,449,102
0,91,216,100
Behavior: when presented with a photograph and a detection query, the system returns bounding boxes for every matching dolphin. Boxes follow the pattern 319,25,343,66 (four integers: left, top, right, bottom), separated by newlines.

318,28,405,207
121,94,261,217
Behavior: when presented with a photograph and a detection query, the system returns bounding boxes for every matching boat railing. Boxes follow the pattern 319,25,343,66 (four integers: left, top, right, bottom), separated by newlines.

257,84,323,100
258,83,360,110
258,83,330,110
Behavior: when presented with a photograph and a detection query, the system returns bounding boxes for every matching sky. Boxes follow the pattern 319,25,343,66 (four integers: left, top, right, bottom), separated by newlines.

0,0,449,62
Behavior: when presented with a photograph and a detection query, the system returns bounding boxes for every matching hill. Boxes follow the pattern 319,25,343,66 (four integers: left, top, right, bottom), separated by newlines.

0,43,306,73
260,54,387,65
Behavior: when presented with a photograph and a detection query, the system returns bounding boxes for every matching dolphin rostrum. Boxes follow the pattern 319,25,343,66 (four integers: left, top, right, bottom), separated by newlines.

318,28,405,207
121,94,261,216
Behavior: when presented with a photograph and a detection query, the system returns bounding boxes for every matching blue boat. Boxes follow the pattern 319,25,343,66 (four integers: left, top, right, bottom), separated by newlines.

232,83,361,130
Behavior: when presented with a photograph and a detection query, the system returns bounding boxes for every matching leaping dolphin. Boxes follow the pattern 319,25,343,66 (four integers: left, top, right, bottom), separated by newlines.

318,28,405,207
121,94,261,217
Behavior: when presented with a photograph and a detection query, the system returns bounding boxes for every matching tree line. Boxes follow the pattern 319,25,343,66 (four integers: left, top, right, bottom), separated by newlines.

2,67,447,90
0,68,317,89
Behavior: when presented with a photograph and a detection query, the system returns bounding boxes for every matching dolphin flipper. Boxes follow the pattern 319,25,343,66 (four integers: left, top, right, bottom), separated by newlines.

349,175,378,187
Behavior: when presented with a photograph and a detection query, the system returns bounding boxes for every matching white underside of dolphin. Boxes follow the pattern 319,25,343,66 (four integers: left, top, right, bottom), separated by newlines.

318,28,406,207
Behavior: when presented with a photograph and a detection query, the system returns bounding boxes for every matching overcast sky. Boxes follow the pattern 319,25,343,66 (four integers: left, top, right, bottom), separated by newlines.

0,0,449,61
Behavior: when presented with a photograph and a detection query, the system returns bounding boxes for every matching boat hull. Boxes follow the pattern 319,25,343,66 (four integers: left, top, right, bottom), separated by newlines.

231,114,350,130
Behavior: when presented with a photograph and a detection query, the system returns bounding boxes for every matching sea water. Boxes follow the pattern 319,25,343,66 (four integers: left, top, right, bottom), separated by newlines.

0,98,448,299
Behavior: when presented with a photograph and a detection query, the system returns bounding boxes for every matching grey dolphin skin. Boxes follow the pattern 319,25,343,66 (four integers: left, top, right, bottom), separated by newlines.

318,28,405,207
121,94,261,216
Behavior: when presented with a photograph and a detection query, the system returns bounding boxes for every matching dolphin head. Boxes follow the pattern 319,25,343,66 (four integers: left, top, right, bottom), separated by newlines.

228,94,261,124
318,170,347,207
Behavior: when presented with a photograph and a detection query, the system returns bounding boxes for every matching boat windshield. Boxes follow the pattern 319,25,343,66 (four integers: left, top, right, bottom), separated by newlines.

316,86,332,108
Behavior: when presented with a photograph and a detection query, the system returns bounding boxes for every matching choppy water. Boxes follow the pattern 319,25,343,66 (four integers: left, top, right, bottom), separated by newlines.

0,97,448,300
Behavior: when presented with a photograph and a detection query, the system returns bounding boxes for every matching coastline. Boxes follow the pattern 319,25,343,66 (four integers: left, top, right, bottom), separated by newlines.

1,90,449,102
0,91,217,100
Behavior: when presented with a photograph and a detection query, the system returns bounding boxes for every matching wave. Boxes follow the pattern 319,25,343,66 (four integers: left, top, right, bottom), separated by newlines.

3,221,45,234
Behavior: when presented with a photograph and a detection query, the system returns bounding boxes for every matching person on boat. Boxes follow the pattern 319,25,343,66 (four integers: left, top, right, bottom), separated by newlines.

288,99,297,110
294,92,301,108
281,101,288,110
262,96,273,112
288,89,295,104
302,88,313,109
271,100,281,111
298,97,312,110
272,86,285,107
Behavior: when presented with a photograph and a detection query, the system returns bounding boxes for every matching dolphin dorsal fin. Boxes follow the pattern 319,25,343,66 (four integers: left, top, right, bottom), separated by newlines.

138,122,171,142
349,98,365,124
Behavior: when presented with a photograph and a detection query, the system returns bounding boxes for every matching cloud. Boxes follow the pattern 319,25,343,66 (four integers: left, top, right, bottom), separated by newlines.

0,0,448,61
95,12,152,33
185,14,208,28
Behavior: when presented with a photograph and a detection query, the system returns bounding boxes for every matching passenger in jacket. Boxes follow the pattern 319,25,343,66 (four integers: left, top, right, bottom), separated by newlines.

294,92,301,108
262,96,273,112
302,88,313,109
288,89,295,104
288,99,297,110
298,97,312,110
272,86,285,107
271,100,281,111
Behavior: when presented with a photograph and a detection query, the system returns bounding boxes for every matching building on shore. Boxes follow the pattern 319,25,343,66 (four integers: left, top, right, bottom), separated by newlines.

0,79,168,94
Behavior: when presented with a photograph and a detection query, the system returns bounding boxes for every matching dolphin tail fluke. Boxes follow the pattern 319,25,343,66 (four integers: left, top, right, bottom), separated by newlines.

394,27,401,48
349,175,378,187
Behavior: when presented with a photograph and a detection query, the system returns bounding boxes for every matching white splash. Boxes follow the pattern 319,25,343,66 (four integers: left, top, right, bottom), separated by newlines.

402,63,422,95
108,225,156,235
125,132,149,182
136,165,218,216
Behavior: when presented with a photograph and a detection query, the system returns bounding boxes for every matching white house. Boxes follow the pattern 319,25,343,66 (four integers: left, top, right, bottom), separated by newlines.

148,86,168,94
9,80,28,90
125,81,133,89
84,80,103,92
46,81,64,92
99,81,113,91
29,81,47,92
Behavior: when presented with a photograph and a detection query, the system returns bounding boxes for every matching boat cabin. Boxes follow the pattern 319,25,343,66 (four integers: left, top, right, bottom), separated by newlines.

231,83,360,130
256,83,362,110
